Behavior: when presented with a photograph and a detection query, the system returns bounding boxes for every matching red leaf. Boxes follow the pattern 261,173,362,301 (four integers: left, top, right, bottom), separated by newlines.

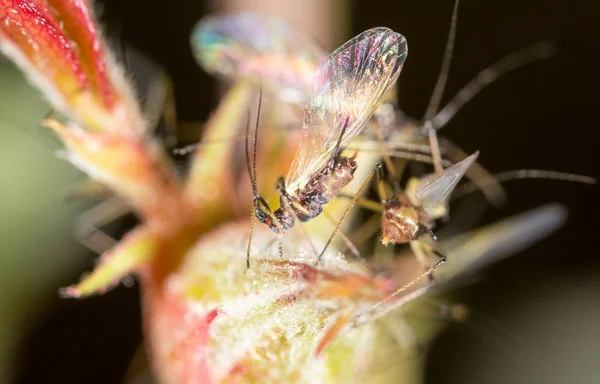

47,0,116,109
0,0,142,133
0,0,90,98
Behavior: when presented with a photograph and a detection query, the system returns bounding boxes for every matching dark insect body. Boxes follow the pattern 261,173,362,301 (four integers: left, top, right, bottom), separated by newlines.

249,28,407,239
266,152,358,232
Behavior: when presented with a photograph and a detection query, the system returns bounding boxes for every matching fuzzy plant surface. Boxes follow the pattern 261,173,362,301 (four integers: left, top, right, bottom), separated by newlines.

0,1,569,383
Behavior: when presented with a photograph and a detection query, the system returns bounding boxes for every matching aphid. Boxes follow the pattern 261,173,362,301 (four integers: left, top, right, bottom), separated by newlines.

344,158,595,281
351,202,570,327
246,28,407,265
191,8,593,261
188,9,554,200
318,1,477,263
375,0,475,253
380,152,478,246
364,0,590,253
326,151,476,282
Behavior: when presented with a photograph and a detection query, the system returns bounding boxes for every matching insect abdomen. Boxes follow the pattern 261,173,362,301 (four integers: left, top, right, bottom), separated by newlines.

296,156,358,221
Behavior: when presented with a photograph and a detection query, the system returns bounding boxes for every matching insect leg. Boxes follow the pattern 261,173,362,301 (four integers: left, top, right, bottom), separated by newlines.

332,193,385,260
432,41,555,131
425,121,445,175
297,222,320,257
75,196,128,254
351,259,446,326
375,160,393,201
440,138,506,206
422,0,461,175
353,146,454,168
409,240,434,282
347,214,383,250
250,195,285,259
322,210,361,260
376,125,400,181
410,240,448,282
352,137,436,155
315,162,383,266
336,193,385,212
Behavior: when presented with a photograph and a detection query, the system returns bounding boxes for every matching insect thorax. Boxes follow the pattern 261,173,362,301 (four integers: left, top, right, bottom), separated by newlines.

381,193,432,245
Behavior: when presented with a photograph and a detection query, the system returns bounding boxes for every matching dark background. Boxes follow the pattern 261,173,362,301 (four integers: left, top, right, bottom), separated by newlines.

11,0,600,383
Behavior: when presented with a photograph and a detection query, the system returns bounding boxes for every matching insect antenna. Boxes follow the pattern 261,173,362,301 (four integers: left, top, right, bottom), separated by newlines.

432,41,555,130
315,162,383,266
423,0,460,123
247,95,261,199
172,122,301,157
245,87,286,265
245,88,263,269
451,169,597,200
423,0,461,175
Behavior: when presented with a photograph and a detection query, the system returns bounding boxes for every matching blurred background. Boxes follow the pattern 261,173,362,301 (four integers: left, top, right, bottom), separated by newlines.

1,0,599,383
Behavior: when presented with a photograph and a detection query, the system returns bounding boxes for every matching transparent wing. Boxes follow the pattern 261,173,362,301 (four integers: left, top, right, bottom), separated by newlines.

286,28,407,192
357,203,567,324
191,13,326,101
414,152,478,213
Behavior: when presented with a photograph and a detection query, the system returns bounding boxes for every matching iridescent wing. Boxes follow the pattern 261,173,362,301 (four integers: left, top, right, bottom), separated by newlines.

191,13,326,103
286,28,407,192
